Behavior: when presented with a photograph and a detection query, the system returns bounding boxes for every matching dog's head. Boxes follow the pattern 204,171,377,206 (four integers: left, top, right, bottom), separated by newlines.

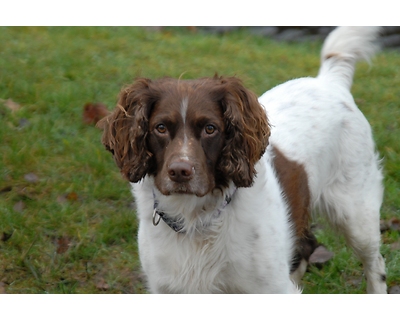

98,75,270,196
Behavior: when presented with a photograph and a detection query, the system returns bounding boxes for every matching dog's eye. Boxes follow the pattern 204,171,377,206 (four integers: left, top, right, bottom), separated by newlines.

156,124,167,134
205,124,216,135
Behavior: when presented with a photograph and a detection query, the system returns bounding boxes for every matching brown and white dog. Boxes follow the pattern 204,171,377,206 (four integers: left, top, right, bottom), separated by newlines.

98,27,387,293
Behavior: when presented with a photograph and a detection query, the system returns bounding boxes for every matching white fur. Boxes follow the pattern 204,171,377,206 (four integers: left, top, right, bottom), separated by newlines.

131,27,386,293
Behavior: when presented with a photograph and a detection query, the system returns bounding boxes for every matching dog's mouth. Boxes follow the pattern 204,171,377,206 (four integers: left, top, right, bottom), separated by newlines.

158,182,211,198
171,185,191,194
170,189,205,197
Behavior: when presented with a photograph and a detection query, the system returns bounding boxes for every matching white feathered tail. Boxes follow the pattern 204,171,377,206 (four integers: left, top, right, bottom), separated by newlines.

317,26,382,90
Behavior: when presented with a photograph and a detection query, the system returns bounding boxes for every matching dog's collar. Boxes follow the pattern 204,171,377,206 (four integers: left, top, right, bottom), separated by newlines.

152,187,237,234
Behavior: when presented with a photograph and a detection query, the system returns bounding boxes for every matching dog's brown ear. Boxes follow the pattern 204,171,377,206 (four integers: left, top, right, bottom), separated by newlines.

212,76,270,188
97,78,159,182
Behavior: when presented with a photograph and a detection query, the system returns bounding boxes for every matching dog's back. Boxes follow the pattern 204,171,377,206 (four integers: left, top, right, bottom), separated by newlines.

260,27,386,293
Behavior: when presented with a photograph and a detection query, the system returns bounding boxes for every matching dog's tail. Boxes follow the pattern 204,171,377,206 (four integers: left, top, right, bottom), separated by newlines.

317,26,382,90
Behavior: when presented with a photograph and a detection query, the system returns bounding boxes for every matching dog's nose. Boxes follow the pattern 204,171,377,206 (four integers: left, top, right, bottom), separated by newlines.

168,161,194,182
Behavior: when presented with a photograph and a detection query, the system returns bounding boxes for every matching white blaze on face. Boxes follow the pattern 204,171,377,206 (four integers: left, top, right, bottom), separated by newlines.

180,97,190,158
180,96,189,124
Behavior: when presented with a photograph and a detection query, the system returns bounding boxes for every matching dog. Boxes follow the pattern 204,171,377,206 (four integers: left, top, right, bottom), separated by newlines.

98,26,387,293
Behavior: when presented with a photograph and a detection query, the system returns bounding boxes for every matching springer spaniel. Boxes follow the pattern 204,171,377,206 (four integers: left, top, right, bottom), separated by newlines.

98,27,387,293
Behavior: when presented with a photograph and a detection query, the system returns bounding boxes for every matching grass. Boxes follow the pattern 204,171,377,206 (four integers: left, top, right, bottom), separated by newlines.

0,26,399,294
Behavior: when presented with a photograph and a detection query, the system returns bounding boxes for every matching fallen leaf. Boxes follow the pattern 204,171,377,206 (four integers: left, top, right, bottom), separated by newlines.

0,186,12,194
24,173,39,183
83,102,110,125
13,200,25,212
3,99,21,112
56,236,71,254
1,231,13,242
95,278,109,291
66,192,78,201
389,218,400,231
57,192,79,203
389,285,400,294
309,245,334,265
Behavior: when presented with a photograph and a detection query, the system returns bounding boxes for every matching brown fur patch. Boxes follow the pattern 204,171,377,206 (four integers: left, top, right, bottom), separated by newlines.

325,53,339,60
272,146,310,238
272,146,318,270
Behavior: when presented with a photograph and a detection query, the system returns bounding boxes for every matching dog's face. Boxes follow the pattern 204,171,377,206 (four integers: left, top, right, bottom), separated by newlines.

147,87,225,196
98,76,270,197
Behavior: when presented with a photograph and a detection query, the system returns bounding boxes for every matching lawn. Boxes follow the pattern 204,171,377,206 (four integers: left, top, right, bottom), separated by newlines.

0,26,399,294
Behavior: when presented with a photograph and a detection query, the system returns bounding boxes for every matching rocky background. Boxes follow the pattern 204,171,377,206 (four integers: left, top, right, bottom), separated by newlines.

198,26,400,50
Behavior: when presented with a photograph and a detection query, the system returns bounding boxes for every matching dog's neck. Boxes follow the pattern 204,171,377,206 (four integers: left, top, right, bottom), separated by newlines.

152,183,237,234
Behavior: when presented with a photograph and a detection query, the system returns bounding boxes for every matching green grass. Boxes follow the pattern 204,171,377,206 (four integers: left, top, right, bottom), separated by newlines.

0,26,399,294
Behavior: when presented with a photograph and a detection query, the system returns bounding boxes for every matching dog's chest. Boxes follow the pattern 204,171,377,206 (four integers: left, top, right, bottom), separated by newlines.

145,227,262,293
